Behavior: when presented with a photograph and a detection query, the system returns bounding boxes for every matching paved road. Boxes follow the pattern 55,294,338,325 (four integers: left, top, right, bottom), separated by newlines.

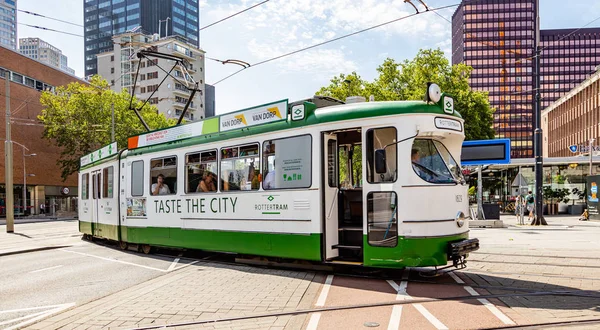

0,223,198,329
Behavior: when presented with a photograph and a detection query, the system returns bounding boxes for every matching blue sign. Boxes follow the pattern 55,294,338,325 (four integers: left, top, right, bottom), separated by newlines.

569,145,578,153
461,139,511,166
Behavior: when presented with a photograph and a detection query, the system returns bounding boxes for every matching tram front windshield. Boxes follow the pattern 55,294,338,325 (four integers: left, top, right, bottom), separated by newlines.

411,139,464,184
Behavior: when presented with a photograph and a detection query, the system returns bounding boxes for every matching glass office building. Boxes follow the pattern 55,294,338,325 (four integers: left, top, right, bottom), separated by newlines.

84,0,199,77
452,0,600,158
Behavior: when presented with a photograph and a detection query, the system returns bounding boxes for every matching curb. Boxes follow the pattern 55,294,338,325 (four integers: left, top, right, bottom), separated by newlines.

0,245,72,257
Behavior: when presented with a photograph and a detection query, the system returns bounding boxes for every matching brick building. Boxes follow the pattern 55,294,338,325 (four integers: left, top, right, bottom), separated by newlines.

0,45,83,215
542,68,600,158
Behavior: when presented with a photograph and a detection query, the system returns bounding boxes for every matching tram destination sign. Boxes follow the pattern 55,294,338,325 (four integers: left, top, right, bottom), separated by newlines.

128,117,219,149
461,139,511,166
220,100,288,132
80,142,118,167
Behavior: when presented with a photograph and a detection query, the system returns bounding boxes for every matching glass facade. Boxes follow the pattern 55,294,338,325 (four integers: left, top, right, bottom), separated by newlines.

84,0,199,77
540,28,600,109
0,0,16,49
452,0,600,159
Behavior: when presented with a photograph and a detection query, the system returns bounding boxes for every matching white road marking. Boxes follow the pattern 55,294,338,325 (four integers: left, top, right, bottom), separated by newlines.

387,306,403,330
449,272,516,325
316,275,334,307
387,272,448,330
306,313,321,330
28,265,63,274
413,304,449,330
3,303,75,330
60,249,168,272
171,260,199,271
167,258,180,271
0,304,71,314
305,275,334,330
0,311,48,326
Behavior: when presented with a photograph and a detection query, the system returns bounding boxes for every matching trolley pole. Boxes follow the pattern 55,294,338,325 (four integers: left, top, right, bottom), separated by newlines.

533,0,546,225
477,165,483,219
111,102,115,142
4,70,14,232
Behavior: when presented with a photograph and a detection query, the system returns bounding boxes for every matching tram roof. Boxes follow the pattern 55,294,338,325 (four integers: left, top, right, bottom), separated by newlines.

80,95,461,170
125,95,461,156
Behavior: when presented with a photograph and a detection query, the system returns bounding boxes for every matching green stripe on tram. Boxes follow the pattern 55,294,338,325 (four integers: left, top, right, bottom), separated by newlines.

80,222,322,261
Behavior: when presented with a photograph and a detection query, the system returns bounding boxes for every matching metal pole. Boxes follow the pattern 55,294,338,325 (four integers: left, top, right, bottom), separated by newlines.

111,102,115,142
590,139,594,176
4,70,14,232
533,0,544,225
23,149,26,217
477,165,483,219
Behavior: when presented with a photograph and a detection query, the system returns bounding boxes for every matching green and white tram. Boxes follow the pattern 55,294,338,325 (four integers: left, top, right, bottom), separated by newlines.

78,84,479,269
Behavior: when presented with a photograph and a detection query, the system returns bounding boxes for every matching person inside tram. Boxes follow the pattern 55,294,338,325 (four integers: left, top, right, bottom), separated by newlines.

196,171,216,192
151,174,171,195
411,148,422,175
264,160,276,189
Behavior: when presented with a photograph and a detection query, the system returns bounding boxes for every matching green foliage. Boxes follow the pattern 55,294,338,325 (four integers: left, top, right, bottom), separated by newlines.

38,75,176,180
543,186,571,204
316,49,495,140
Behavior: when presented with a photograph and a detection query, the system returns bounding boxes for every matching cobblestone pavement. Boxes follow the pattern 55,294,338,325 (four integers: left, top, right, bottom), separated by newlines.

16,215,600,329
460,215,600,326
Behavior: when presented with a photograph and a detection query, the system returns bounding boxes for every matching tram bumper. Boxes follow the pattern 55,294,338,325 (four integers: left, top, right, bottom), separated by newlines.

448,238,479,264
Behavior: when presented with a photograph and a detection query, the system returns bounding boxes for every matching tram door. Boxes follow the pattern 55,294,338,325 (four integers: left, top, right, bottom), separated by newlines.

91,170,101,236
323,133,339,259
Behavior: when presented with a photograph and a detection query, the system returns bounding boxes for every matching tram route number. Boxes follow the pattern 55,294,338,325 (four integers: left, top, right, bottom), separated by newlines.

154,197,238,214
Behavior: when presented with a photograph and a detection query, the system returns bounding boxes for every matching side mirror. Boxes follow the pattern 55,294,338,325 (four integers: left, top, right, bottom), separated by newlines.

375,149,387,174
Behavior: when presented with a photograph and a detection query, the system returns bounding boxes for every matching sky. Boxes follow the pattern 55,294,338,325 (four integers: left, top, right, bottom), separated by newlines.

16,0,600,115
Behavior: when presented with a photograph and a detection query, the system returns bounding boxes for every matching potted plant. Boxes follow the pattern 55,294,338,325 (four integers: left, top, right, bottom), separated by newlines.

569,187,587,214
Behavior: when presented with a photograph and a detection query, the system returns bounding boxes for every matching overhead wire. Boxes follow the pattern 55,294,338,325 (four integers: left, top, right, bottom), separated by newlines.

200,0,270,31
17,23,83,38
211,3,461,85
18,9,83,27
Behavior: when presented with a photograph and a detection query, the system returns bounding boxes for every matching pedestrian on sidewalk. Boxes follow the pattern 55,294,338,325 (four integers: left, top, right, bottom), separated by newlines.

526,191,535,221
40,203,45,215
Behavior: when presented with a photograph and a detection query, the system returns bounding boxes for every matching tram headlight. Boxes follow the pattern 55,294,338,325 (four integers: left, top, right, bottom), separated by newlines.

455,211,466,228
427,83,442,103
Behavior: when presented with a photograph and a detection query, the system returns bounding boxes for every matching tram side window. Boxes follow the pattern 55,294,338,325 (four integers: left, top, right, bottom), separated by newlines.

82,173,89,200
367,192,398,247
366,127,397,183
186,150,218,193
263,135,312,190
150,156,177,195
220,144,260,191
102,166,114,198
131,160,144,196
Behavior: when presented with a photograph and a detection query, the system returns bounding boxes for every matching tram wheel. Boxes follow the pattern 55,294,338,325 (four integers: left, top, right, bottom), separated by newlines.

141,244,152,255
119,241,128,250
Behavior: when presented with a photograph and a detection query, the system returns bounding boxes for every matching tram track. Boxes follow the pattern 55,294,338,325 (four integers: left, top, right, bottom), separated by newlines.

127,290,600,330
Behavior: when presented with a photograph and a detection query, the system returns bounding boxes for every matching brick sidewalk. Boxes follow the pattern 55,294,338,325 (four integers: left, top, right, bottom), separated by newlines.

0,220,82,256
25,262,321,330
462,215,600,325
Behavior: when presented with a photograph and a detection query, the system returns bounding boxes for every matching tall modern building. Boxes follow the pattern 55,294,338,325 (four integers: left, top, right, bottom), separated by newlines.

97,31,205,121
19,38,76,75
84,0,200,78
0,0,16,50
452,0,600,158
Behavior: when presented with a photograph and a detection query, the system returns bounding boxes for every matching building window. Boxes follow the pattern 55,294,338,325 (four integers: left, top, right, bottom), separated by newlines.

147,59,157,67
110,67,114,74
140,87,146,93
147,71,158,79
262,135,312,190
147,84,158,92
150,156,177,195
149,97,158,104
81,173,89,200
185,150,217,193
220,144,260,191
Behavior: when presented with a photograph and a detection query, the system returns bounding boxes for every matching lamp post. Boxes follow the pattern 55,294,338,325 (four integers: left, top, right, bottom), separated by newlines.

590,138,595,176
23,151,36,216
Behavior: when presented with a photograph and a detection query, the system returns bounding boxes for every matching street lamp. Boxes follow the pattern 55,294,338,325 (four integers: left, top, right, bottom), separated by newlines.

590,138,595,176
23,152,36,216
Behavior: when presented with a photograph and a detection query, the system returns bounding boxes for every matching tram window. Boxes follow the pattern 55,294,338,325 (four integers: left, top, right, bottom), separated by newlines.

102,166,114,198
367,192,398,247
150,156,177,195
366,127,397,183
328,140,337,187
411,139,463,184
220,144,260,191
263,135,312,190
186,150,218,193
131,160,144,196
82,173,89,200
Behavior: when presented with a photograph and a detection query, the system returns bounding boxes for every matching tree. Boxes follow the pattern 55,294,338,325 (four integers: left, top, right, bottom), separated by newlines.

38,75,176,180
316,49,495,140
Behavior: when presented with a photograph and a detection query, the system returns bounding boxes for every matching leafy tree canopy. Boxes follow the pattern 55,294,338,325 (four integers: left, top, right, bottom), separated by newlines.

316,49,495,140
38,75,176,180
